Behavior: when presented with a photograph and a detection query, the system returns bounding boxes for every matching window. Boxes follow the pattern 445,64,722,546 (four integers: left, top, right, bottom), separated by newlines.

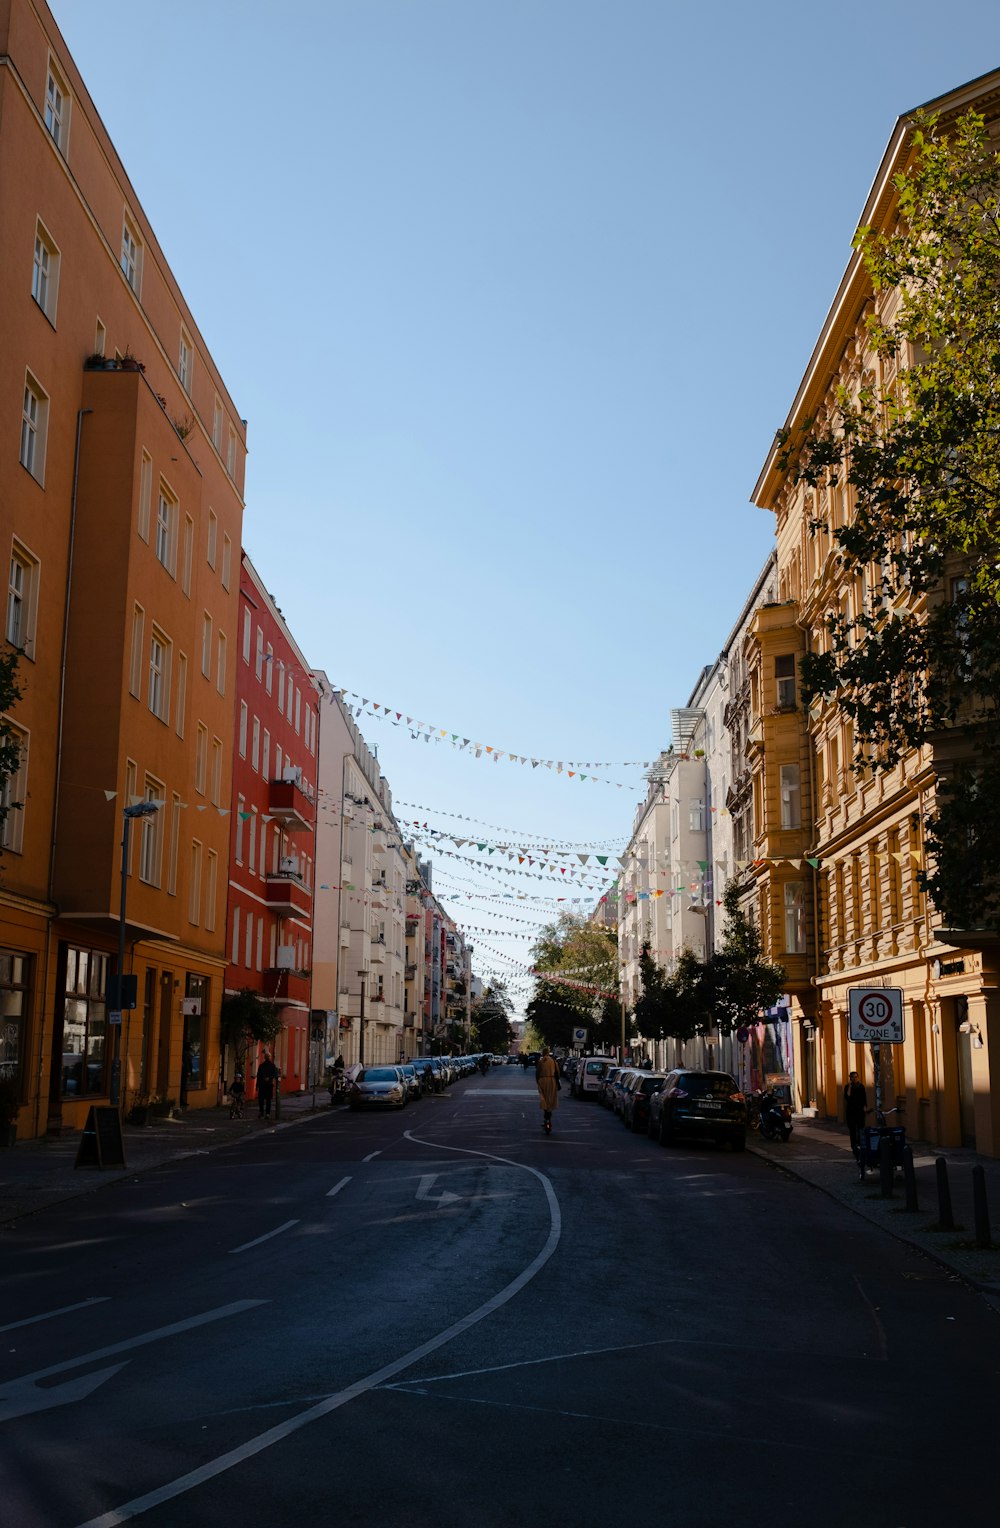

181,515,193,597
245,911,254,968
168,793,181,896
265,643,273,695
231,907,240,965
95,319,106,358
294,689,301,735
242,607,251,662
205,850,218,933
262,729,271,782
148,629,170,720
60,947,110,1100
32,222,60,323
189,840,202,925
121,214,142,293
775,655,796,709
179,329,193,392
248,811,257,874
175,652,187,738
155,487,177,574
45,60,70,152
212,397,223,451
688,800,704,832
138,451,152,542
255,627,264,680
216,631,227,695
0,725,28,853
227,424,237,478
251,716,260,772
210,738,222,806
779,763,801,830
138,781,164,886
129,604,145,698
20,375,48,482
277,663,285,712
235,796,245,864
207,509,218,570
7,543,39,657
783,882,806,954
221,533,232,591
256,919,263,972
238,701,248,757
201,612,212,678
194,723,208,794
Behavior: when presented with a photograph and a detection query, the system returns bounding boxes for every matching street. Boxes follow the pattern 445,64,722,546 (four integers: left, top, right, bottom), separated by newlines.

3,1068,997,1528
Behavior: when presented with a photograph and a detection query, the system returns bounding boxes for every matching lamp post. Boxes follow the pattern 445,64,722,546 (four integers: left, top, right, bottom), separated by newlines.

110,800,159,1110
357,969,367,1068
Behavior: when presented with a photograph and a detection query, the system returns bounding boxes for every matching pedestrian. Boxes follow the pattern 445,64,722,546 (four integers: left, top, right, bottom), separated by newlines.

228,1071,246,1119
844,1070,869,1164
256,1052,279,1119
535,1046,560,1135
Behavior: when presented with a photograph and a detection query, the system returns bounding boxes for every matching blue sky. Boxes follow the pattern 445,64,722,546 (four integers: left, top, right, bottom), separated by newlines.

52,0,1000,1009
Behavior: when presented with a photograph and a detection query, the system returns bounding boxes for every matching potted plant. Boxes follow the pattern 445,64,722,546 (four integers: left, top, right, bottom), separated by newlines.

120,348,145,373
84,351,111,370
0,1075,21,1147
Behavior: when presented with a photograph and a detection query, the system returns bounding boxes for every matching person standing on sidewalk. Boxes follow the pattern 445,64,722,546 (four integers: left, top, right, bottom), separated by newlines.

844,1070,869,1163
256,1053,279,1119
535,1047,560,1135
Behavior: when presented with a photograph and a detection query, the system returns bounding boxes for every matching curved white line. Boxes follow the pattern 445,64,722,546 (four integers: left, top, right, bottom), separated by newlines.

75,1129,560,1528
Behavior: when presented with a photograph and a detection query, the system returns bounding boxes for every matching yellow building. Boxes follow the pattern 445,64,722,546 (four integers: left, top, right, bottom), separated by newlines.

751,70,1000,1153
1,0,245,1137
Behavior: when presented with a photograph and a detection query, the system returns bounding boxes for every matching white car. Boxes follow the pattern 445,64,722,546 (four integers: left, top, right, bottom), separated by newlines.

575,1056,618,1098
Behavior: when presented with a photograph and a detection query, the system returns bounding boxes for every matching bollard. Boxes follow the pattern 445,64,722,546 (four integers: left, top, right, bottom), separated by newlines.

903,1145,919,1212
879,1135,895,1198
973,1164,992,1249
935,1156,955,1231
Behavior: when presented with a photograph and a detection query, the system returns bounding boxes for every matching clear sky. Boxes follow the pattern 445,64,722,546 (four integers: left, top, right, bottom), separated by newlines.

52,0,1000,1012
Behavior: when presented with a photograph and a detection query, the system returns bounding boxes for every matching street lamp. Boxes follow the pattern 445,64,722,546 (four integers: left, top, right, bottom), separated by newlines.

109,800,159,1109
357,968,367,1068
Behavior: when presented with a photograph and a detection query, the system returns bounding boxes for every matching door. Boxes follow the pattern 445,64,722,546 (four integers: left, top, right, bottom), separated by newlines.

955,996,976,1147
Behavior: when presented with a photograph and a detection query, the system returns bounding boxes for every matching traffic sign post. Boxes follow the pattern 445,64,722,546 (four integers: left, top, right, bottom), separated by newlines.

848,987,904,1125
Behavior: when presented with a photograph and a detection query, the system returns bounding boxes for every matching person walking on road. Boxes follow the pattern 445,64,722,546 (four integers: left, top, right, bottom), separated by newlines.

256,1053,279,1119
535,1046,560,1135
844,1070,869,1164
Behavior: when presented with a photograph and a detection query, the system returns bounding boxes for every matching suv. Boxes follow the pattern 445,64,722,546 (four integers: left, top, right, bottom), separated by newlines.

648,1069,747,1150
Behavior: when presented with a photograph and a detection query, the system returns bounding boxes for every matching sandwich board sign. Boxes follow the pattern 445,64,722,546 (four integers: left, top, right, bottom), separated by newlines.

848,987,904,1044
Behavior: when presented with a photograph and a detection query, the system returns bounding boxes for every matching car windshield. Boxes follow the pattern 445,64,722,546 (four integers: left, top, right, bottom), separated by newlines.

639,1077,663,1095
681,1073,738,1098
585,1061,608,1075
361,1068,398,1082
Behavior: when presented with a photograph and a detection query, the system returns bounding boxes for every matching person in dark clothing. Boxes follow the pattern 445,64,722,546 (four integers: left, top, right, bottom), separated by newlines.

844,1071,869,1162
256,1053,279,1118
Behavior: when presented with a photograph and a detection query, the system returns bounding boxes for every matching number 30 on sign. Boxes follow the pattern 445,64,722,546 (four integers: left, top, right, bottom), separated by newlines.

848,987,905,1043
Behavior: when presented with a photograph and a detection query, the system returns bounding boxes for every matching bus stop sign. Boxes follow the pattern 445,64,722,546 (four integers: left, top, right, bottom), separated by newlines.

848,987,904,1043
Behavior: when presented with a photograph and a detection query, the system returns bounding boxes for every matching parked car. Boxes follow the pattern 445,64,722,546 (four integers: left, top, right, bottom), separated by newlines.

622,1072,667,1132
598,1066,623,1106
611,1068,638,1117
574,1057,617,1099
398,1063,423,1101
647,1069,747,1150
348,1066,408,1110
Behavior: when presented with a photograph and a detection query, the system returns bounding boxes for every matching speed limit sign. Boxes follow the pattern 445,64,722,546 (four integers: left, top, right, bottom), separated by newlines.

848,987,904,1043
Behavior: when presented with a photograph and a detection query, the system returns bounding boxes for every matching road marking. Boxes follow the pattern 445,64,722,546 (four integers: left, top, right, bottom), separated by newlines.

228,1220,299,1254
1,1300,266,1425
362,1149,382,1163
73,1134,560,1528
0,1297,110,1335
415,1174,460,1207
326,1176,352,1198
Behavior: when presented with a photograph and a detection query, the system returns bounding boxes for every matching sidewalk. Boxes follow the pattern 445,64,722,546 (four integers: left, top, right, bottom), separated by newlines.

0,1088,339,1228
747,1115,1000,1306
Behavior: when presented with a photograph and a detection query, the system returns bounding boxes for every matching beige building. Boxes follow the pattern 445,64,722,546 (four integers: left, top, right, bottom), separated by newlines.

752,71,1000,1152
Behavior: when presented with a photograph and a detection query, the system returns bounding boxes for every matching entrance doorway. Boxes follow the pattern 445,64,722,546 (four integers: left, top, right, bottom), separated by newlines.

954,996,976,1147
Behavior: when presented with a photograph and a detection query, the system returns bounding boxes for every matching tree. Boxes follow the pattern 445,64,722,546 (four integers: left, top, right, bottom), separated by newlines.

706,881,786,1035
220,989,282,1072
473,980,514,1055
777,109,1000,929
0,647,24,853
527,913,619,1050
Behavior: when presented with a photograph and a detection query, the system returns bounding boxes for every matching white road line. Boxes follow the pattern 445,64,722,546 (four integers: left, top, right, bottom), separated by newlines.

361,1149,382,1163
0,1297,110,1335
326,1177,352,1198
74,1130,561,1528
228,1220,299,1254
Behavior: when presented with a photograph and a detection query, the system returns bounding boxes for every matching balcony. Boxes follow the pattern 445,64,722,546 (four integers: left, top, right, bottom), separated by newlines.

405,962,417,979
264,967,311,1004
370,935,386,964
265,859,312,917
372,829,386,856
268,772,313,830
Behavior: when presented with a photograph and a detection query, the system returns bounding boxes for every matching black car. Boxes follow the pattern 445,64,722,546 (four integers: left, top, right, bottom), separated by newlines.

623,1072,667,1132
647,1069,747,1150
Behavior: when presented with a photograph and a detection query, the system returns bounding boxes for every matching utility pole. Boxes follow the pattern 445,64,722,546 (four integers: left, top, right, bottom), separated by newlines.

110,800,159,1110
358,968,367,1068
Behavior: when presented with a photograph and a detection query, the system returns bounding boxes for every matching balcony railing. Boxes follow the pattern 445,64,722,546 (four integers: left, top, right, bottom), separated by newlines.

265,871,312,918
268,775,314,830
264,967,311,1004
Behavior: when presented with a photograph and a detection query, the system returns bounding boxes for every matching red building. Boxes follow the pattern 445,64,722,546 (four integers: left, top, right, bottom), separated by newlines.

225,555,318,1098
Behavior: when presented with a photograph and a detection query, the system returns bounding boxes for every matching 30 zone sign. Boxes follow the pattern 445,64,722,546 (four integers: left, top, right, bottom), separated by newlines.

848,987,904,1044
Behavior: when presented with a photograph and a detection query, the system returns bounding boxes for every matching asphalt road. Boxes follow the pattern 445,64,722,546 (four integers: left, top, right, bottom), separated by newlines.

2,1069,997,1527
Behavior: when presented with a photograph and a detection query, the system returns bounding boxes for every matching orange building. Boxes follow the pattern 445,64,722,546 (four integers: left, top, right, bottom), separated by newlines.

1,0,246,1137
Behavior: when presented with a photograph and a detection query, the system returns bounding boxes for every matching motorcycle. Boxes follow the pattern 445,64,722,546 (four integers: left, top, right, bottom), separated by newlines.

751,1089,793,1142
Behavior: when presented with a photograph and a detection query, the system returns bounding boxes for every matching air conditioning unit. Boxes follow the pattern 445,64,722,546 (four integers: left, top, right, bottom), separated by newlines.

276,945,296,970
280,855,300,876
